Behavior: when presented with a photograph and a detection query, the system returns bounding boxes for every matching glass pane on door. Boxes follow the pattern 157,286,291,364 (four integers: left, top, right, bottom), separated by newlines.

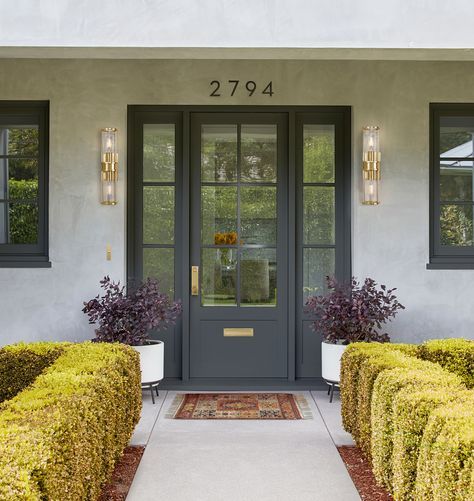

201,248,237,306
143,124,175,182
201,125,237,182
240,186,276,245
241,124,277,182
142,124,176,297
302,123,337,300
303,125,335,183
200,123,277,307
240,248,277,306
201,186,238,245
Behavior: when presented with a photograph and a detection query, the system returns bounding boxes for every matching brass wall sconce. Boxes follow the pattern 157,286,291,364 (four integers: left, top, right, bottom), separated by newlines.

100,128,118,205
362,126,381,205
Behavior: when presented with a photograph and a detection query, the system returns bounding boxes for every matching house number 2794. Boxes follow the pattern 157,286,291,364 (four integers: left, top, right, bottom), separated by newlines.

209,80,274,97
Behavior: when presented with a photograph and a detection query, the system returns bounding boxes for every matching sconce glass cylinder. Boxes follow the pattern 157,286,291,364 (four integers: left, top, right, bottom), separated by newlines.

362,126,381,205
100,128,118,205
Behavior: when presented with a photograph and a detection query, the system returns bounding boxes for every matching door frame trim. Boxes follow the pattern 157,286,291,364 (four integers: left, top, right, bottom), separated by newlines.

127,105,352,389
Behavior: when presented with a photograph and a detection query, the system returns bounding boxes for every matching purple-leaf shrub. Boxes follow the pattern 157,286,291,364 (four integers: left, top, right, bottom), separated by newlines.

305,276,405,344
83,276,182,346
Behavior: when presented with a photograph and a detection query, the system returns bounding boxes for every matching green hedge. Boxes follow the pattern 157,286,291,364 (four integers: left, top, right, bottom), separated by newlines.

392,387,471,501
340,342,416,439
371,365,463,493
340,342,418,456
0,342,68,404
0,342,142,500
415,398,474,501
341,339,474,501
417,338,474,388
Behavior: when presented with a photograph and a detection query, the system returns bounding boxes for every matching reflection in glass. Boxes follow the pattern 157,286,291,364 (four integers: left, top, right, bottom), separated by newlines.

440,205,473,246
143,186,175,244
0,126,39,157
143,248,175,297
0,202,39,244
201,125,237,182
240,248,277,307
440,117,474,156
303,248,335,299
303,125,335,183
241,124,277,182
240,186,276,245
0,158,38,200
303,186,335,244
201,248,237,306
440,161,473,202
201,186,237,245
143,124,175,182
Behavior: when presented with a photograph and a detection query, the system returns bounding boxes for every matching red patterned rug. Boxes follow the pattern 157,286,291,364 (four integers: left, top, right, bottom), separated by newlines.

168,393,312,420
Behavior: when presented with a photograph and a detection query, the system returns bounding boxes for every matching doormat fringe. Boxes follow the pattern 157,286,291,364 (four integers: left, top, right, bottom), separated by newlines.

165,393,185,419
166,393,313,420
294,394,313,420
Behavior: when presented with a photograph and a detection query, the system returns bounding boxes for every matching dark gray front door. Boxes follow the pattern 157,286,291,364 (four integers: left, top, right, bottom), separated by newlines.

127,105,351,386
190,113,288,378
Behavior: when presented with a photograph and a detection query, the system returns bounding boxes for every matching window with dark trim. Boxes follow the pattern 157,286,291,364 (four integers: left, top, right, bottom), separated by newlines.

0,101,50,267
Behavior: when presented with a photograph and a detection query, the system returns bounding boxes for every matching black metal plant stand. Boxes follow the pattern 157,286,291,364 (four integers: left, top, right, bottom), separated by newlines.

325,379,340,403
142,380,160,405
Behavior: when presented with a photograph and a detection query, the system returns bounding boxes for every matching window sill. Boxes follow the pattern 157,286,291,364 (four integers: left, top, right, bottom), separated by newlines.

426,262,474,270
0,261,52,268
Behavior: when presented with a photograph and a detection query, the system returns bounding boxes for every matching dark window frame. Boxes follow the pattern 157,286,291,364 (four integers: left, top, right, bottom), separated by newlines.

429,103,474,269
0,101,50,268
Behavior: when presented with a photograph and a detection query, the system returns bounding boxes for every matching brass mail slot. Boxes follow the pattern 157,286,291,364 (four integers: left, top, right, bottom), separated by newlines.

223,327,254,337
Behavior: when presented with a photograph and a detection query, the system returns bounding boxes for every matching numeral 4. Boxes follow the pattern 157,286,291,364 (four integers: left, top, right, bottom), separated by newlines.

262,81,274,97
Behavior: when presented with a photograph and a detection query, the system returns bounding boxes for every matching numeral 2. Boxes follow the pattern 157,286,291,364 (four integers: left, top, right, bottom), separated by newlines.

210,80,221,97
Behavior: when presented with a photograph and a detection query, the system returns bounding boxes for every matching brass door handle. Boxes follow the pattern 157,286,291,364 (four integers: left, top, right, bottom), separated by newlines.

191,266,199,296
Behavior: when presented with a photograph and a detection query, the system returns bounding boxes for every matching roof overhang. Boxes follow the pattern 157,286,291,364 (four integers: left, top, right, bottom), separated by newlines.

2,47,474,61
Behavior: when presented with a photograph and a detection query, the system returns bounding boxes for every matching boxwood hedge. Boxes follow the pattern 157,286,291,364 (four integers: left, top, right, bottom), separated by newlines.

0,342,141,501
417,338,474,388
341,340,474,501
371,365,463,492
415,398,474,501
0,342,68,403
392,387,471,500
340,342,418,456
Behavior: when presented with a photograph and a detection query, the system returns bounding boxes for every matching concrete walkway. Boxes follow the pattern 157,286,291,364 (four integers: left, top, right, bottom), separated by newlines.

127,390,359,501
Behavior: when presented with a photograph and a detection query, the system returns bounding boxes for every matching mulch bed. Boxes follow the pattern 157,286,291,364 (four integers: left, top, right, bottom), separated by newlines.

98,446,145,501
338,446,392,501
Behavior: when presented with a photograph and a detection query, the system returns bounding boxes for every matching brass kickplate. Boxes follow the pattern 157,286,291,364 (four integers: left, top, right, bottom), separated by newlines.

223,327,254,337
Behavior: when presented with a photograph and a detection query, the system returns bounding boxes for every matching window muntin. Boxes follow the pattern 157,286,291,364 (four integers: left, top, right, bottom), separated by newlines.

0,102,49,266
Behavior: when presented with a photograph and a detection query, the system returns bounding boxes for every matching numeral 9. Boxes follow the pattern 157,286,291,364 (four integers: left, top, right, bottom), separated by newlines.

245,81,256,96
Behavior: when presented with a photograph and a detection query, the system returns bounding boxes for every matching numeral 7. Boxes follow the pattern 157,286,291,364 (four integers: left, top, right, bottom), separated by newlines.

228,80,239,96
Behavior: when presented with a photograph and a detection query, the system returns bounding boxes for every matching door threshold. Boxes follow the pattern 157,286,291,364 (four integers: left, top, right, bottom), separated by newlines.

160,377,326,391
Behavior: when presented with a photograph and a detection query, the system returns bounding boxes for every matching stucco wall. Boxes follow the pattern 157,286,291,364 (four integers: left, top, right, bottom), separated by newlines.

0,58,473,346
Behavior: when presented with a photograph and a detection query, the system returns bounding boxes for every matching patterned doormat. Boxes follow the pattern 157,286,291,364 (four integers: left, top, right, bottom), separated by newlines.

167,393,312,420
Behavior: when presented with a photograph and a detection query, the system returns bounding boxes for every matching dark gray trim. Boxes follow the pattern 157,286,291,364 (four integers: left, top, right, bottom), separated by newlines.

127,105,352,386
429,103,474,269
0,260,51,268
0,101,49,266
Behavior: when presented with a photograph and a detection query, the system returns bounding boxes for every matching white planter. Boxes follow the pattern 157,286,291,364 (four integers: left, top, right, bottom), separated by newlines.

321,341,347,383
133,340,164,384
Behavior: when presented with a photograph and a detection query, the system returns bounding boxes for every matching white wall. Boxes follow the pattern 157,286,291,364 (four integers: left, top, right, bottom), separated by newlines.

0,58,473,345
1,0,474,49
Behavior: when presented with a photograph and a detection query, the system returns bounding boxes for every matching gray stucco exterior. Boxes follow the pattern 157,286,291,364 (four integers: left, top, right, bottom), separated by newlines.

0,58,473,345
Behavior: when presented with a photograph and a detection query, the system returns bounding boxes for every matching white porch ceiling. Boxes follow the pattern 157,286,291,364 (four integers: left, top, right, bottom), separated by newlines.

1,0,474,60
